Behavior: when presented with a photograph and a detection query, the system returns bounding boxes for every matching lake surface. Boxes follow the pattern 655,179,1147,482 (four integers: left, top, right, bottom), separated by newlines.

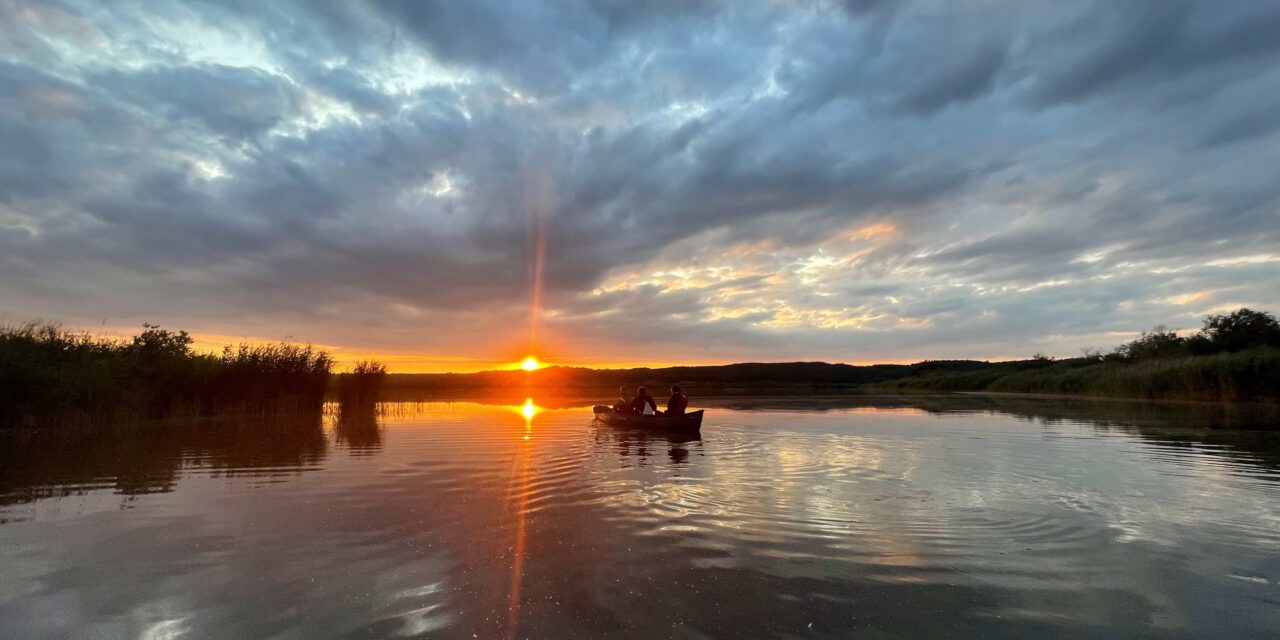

2,395,1279,639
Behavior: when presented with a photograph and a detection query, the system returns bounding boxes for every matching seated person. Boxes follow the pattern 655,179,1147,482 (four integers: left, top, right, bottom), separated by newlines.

631,386,658,416
665,384,688,415
612,386,633,414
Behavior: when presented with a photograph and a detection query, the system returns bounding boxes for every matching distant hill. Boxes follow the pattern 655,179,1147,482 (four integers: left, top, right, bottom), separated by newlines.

380,348,1280,403
382,360,995,396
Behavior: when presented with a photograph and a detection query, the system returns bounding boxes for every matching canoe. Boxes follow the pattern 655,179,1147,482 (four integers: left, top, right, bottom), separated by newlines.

592,407,704,433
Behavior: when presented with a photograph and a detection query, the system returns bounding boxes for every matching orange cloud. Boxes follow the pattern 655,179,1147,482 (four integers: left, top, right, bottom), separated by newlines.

845,221,898,242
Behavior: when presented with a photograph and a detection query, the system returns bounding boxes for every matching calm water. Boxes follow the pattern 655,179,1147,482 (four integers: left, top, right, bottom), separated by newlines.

2,396,1279,639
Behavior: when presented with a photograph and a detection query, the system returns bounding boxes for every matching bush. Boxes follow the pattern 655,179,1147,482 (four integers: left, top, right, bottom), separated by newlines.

1111,309,1280,361
1199,308,1280,353
1114,326,1185,361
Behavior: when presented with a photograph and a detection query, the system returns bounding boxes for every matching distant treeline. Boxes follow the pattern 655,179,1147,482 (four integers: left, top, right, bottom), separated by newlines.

0,323,385,429
877,309,1280,401
386,308,1280,403
380,360,984,399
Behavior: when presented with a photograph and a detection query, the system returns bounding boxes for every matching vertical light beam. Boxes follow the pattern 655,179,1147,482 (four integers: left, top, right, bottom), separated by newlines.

524,164,553,358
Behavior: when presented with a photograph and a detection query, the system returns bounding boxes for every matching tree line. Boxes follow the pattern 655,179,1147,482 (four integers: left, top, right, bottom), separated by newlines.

1103,308,1280,362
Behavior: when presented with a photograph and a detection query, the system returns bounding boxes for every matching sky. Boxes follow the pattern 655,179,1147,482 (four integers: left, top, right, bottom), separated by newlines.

2,0,1278,372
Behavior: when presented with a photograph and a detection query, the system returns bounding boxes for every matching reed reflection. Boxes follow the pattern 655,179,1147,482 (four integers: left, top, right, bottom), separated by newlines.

0,413,329,522
333,401,385,453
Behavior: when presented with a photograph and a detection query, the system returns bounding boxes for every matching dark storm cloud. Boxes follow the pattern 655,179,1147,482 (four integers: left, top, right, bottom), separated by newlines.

892,40,1009,116
1,0,1278,364
96,64,303,140
1027,0,1280,107
363,0,723,93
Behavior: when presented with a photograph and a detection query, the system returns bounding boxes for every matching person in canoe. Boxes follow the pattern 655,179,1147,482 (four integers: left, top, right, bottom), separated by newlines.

664,384,688,415
631,386,658,416
612,385,634,415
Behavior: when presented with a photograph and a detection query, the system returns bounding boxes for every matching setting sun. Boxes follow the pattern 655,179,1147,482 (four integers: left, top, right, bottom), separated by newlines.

7,2,1280,638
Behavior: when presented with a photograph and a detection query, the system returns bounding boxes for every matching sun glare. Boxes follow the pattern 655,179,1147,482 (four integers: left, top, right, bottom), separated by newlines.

521,398,538,420
520,356,541,371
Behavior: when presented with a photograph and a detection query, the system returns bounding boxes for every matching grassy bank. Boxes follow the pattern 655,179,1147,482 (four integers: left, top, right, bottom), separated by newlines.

876,348,1280,402
0,323,334,428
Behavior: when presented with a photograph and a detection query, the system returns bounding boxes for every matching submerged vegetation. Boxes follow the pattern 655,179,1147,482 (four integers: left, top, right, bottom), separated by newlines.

0,322,385,429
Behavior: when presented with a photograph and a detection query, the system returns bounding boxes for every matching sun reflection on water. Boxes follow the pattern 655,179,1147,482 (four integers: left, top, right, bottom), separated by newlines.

520,398,538,421
505,397,540,639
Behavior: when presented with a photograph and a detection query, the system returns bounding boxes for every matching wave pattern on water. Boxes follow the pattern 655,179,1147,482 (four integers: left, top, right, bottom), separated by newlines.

1,398,1279,638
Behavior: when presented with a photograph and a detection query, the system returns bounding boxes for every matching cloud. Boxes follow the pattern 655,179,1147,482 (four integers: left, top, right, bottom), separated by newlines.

95,64,303,140
364,0,723,93
1197,105,1280,149
1027,0,1280,107
1,0,1278,367
892,40,1009,116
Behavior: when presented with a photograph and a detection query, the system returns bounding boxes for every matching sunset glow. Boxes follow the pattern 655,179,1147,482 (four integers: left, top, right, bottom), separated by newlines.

520,356,541,371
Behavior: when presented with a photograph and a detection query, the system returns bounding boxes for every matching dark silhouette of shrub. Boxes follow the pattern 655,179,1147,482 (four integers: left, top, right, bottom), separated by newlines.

1112,309,1280,361
1114,326,1185,361
1198,308,1280,353
129,324,194,359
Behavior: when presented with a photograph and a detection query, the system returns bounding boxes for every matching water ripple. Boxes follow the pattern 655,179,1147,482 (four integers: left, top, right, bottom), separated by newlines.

3,399,1280,638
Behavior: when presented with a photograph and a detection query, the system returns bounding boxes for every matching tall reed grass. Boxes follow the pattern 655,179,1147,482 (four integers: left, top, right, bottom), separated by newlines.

335,360,387,407
0,322,336,428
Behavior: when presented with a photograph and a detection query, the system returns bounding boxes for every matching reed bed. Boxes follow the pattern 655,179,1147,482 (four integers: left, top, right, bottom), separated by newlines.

0,323,336,428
